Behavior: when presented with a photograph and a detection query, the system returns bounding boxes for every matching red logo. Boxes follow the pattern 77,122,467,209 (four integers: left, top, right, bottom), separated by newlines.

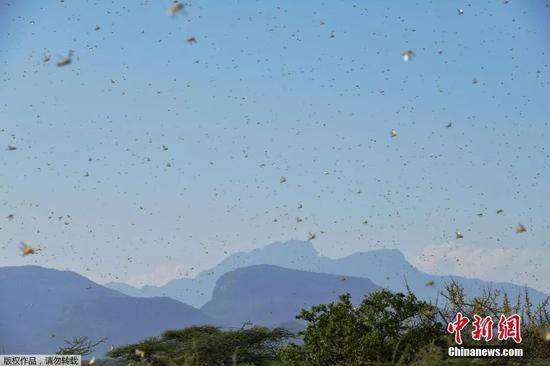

472,315,494,341
497,314,522,343
447,312,470,345
447,313,522,344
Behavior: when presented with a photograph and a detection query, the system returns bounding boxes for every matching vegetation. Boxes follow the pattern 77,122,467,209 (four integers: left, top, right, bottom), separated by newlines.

280,283,550,365
105,283,550,365
279,290,445,365
107,326,292,366
56,336,106,356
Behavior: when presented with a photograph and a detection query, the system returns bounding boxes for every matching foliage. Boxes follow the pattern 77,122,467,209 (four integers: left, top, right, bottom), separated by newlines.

280,285,550,365
56,336,106,356
107,325,293,366
279,290,446,365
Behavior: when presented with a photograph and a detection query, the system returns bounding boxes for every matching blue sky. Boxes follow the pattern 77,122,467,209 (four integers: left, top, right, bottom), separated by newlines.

1,0,549,292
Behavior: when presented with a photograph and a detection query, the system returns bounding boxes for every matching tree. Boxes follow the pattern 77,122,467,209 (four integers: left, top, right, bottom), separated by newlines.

56,336,106,356
108,325,293,366
279,290,446,365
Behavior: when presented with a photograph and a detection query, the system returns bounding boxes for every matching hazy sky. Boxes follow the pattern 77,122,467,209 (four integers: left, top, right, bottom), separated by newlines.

1,0,549,293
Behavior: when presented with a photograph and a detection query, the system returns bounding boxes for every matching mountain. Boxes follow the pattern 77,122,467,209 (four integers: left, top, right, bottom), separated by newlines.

106,240,549,308
103,281,145,298
0,266,214,356
201,265,380,327
319,249,550,307
106,240,331,307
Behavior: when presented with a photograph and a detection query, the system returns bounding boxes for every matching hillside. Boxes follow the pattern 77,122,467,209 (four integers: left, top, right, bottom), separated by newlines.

201,264,380,327
0,266,214,356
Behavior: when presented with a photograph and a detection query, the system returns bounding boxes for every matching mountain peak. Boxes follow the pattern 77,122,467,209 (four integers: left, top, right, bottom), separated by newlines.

252,239,319,258
0,265,107,288
332,248,412,279
209,239,321,277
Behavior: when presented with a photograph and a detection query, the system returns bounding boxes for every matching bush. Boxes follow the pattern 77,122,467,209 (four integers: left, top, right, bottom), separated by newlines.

107,325,292,366
279,290,446,365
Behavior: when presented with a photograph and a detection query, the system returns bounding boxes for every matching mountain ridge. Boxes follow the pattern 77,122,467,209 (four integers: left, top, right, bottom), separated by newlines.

201,264,380,327
0,265,214,356
106,240,549,308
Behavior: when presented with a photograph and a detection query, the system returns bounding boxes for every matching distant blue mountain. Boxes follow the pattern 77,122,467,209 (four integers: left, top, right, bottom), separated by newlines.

104,281,144,297
201,264,380,327
0,266,214,356
106,240,325,307
106,240,549,308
